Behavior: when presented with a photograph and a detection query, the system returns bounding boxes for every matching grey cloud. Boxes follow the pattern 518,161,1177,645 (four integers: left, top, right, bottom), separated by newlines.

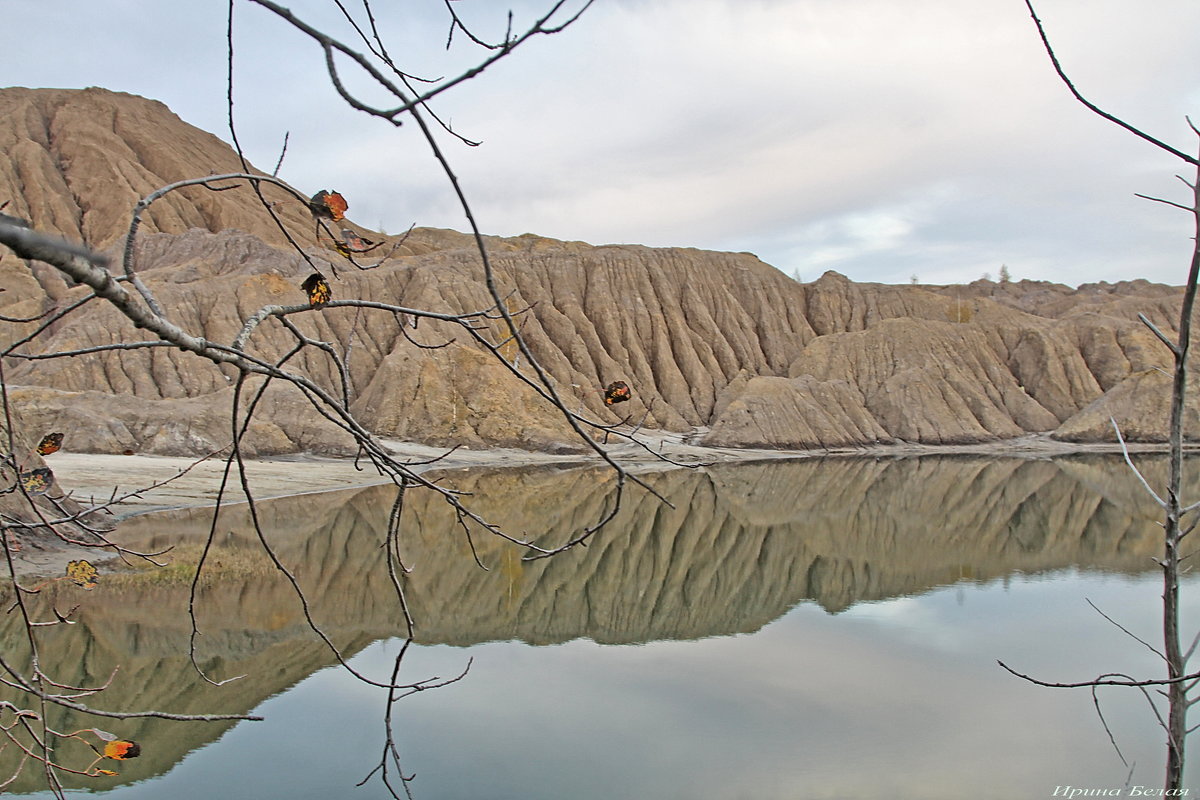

5,0,1200,287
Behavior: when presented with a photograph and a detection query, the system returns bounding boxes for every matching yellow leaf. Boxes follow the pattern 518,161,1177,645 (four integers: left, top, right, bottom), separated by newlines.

19,467,52,496
301,273,332,308
66,560,99,589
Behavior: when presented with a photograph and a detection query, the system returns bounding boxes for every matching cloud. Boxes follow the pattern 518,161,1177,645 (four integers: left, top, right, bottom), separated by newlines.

5,0,1200,286
405,0,1200,285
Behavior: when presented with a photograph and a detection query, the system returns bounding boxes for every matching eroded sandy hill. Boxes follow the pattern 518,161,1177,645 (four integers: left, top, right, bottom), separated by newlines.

0,87,1191,456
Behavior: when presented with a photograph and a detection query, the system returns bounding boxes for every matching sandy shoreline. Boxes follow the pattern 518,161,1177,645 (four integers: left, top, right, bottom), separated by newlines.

7,431,1176,579
42,431,1174,515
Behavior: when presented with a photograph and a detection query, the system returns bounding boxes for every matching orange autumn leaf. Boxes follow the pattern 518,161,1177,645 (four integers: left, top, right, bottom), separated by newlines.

301,273,332,308
309,190,347,222
324,192,348,221
603,380,631,406
36,432,64,456
103,740,141,760
95,769,118,776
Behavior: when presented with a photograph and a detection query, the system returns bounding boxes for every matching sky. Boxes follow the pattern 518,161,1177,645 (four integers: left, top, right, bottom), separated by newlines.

6,0,1200,287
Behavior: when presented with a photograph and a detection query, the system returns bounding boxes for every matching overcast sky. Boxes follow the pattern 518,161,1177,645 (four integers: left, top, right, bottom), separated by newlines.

7,0,1200,286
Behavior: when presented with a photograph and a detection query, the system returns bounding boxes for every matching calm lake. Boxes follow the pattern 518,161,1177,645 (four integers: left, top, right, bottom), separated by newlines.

6,454,1200,799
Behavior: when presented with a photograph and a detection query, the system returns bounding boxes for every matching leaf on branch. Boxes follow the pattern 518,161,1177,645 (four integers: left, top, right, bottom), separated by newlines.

335,228,379,255
309,190,348,222
95,769,119,776
19,467,53,496
301,273,332,308
65,560,99,590
35,432,64,456
603,380,631,406
102,740,141,760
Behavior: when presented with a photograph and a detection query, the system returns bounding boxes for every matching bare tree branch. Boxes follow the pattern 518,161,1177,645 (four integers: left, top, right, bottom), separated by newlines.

1023,0,1200,167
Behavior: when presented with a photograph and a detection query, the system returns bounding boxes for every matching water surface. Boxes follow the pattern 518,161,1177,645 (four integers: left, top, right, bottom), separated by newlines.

5,455,1197,798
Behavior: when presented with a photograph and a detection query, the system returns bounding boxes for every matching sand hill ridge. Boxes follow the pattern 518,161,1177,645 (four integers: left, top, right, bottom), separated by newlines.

0,87,1192,457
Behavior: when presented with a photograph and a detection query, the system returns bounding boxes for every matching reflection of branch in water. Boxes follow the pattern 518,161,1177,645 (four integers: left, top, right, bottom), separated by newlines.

0,454,1177,790
117,455,1175,644
357,638,472,800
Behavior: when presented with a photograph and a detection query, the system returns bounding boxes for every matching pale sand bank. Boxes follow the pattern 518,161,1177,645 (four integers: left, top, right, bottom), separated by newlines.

42,431,1172,515
41,436,772,514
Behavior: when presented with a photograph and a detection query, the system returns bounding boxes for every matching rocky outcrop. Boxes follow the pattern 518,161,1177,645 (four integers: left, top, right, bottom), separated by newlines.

0,87,1193,455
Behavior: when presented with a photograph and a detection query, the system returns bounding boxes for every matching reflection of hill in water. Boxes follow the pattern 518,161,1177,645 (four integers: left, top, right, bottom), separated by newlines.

0,455,1178,790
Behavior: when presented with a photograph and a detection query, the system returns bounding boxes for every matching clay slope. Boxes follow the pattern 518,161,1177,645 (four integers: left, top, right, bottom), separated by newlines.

0,87,1193,455
0,88,322,248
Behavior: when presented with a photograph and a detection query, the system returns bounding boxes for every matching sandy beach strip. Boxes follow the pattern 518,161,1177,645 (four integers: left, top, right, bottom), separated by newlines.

40,431,1160,516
